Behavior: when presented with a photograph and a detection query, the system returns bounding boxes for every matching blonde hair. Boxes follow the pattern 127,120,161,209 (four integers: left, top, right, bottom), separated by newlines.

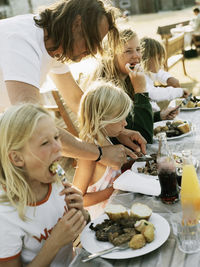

78,80,132,145
81,28,137,98
140,37,166,73
0,104,53,220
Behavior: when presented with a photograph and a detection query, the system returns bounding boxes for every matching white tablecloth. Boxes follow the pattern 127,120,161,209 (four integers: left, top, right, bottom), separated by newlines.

71,108,200,267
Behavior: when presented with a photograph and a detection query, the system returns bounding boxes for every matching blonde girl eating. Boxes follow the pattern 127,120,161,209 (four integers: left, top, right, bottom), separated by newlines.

0,103,89,267
73,81,132,220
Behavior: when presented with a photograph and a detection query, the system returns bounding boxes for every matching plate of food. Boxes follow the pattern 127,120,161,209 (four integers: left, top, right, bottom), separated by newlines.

176,96,200,110
81,203,170,259
132,158,158,178
153,119,192,140
131,153,198,179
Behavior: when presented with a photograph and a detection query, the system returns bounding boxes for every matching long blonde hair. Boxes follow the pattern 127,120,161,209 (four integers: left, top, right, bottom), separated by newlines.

0,104,53,220
78,80,132,145
140,37,166,73
81,28,137,99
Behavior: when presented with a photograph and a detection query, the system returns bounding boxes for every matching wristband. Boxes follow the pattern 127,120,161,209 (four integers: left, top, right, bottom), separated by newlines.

95,145,103,162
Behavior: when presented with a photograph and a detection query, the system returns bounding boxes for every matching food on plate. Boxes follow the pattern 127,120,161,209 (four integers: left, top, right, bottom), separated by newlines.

142,224,155,243
154,120,190,138
177,122,190,134
129,234,146,249
134,219,154,232
109,231,136,246
137,154,157,176
178,96,200,109
89,203,155,250
130,203,152,220
105,204,129,221
137,160,157,176
186,101,195,108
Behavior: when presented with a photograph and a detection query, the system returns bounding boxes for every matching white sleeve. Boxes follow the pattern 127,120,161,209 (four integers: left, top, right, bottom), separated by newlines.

154,69,172,85
147,84,183,102
1,34,41,88
50,60,70,74
0,215,23,259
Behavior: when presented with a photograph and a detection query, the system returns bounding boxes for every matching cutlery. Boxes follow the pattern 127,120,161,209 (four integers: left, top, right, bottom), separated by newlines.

172,93,192,112
135,154,154,162
82,242,129,262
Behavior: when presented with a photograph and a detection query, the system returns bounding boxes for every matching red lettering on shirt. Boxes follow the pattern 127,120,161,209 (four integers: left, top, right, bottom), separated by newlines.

33,206,68,243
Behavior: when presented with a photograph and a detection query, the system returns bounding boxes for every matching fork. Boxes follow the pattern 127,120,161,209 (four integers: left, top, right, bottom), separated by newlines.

81,242,129,262
54,164,67,183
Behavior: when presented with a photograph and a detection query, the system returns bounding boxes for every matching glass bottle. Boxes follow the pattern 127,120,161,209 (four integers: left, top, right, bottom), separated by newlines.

157,132,179,204
181,150,200,226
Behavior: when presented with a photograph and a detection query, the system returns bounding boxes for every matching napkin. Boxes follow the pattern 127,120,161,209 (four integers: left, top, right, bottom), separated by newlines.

113,170,161,196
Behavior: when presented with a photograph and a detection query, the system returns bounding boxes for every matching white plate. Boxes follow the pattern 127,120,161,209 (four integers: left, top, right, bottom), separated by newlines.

131,161,158,179
153,120,192,141
171,98,200,111
180,106,200,111
131,155,199,177
81,213,170,259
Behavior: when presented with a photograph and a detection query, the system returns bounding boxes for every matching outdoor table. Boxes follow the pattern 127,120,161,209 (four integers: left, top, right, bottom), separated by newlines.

70,108,200,267
170,25,194,49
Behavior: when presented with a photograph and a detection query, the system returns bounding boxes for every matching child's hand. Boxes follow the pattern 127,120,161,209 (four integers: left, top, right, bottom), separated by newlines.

59,182,90,223
182,89,189,98
160,106,179,120
125,63,146,93
50,208,86,249
59,182,84,210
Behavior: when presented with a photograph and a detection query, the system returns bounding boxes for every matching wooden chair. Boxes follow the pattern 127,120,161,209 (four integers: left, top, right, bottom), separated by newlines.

43,90,79,137
192,34,200,49
163,33,187,75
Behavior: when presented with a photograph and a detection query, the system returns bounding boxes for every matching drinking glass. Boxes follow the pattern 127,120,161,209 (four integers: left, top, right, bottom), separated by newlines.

173,220,200,254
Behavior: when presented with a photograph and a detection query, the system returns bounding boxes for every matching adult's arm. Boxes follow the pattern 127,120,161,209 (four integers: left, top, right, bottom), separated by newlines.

59,127,137,168
49,72,83,114
6,81,42,105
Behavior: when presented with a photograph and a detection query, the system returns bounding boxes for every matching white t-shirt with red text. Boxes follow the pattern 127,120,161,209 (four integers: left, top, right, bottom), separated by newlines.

0,183,73,266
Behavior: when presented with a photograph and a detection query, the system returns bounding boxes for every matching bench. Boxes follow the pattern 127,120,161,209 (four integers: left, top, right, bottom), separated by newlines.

163,33,187,75
157,20,190,39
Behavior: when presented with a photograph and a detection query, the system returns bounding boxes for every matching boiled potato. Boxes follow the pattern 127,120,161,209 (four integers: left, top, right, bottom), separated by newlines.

129,234,146,249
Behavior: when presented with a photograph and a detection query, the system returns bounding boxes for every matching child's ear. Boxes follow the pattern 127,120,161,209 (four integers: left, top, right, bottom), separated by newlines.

8,151,24,167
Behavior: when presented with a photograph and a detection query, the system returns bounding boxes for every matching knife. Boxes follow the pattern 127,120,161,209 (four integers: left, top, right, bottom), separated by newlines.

127,155,154,162
173,93,192,111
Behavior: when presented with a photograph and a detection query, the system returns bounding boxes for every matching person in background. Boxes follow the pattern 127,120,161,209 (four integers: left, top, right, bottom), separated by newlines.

80,28,180,143
140,37,189,112
191,7,200,33
73,81,133,219
0,0,146,171
0,103,90,267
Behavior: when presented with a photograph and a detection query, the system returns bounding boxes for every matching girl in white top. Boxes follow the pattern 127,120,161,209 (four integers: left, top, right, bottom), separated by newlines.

140,37,188,111
0,104,89,267
73,81,132,219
